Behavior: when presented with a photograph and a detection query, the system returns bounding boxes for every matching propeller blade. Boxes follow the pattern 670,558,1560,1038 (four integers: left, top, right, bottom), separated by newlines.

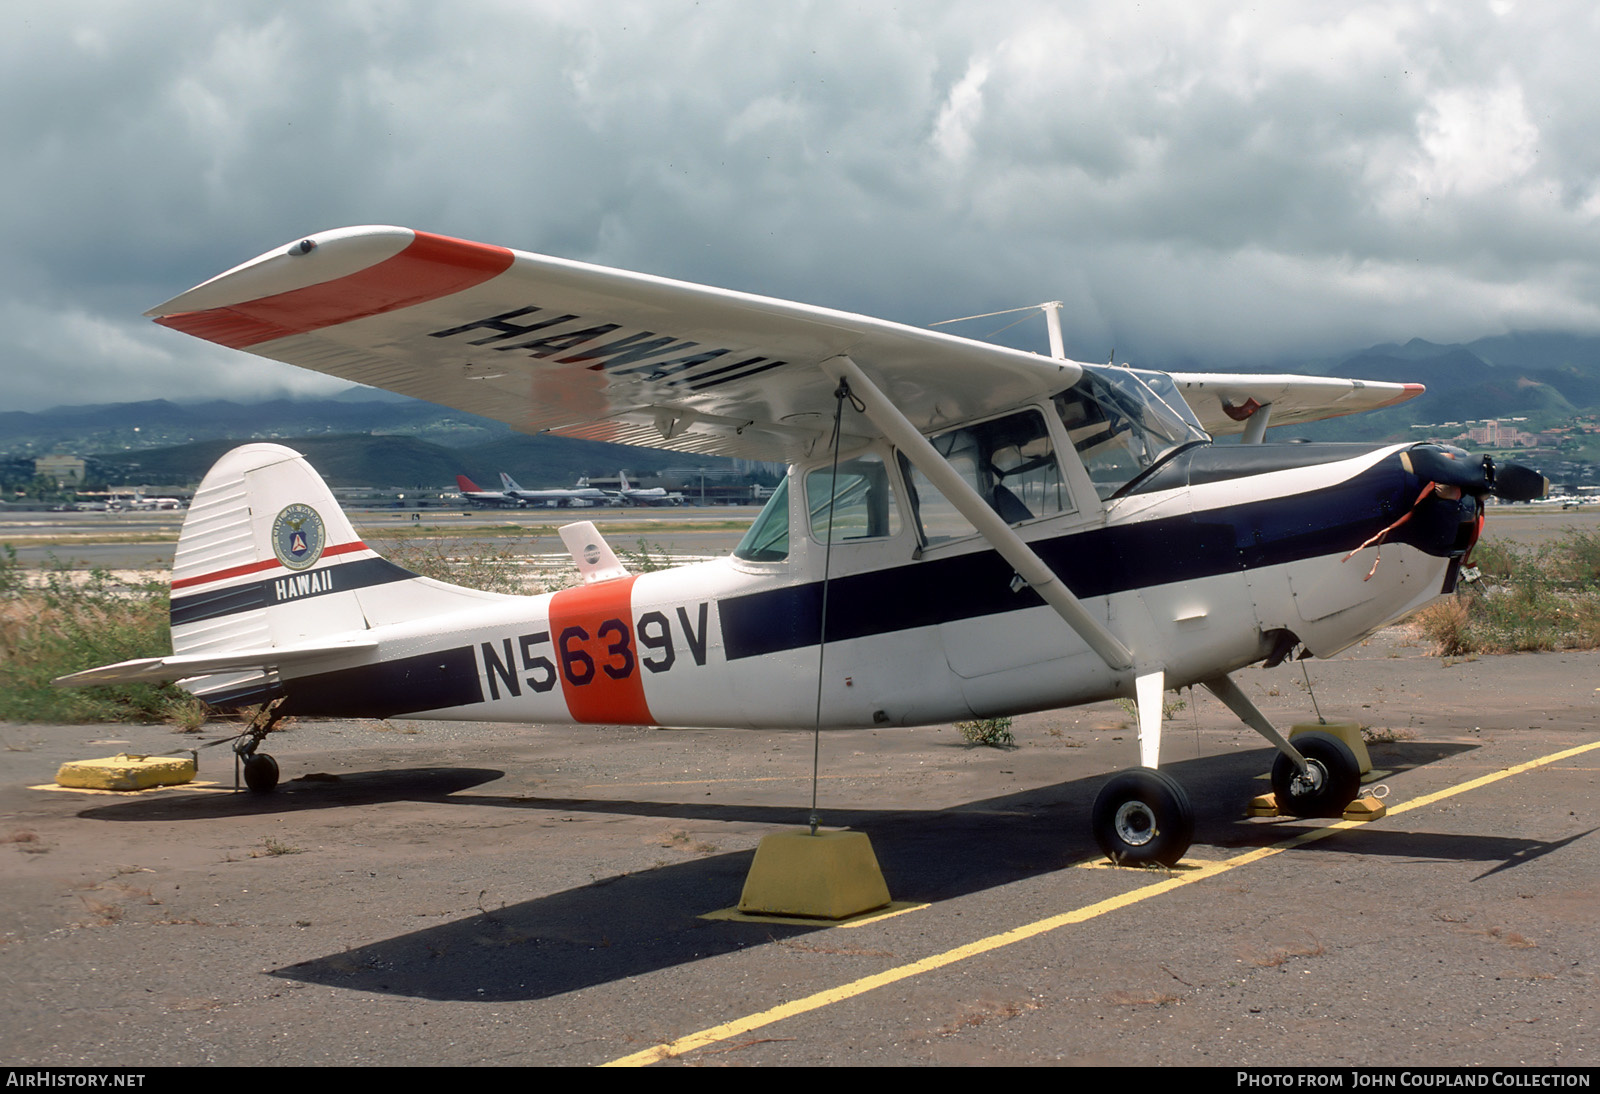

1490,461,1548,502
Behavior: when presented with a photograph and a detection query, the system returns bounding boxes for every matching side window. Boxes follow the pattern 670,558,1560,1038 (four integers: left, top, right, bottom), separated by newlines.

805,453,902,544
898,409,1072,546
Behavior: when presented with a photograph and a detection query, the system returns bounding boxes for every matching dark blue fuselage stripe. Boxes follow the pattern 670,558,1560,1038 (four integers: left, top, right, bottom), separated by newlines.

170,557,417,627
718,459,1469,660
192,645,484,717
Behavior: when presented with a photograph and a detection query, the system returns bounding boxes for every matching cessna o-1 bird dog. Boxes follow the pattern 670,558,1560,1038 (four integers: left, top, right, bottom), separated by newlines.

59,226,1547,867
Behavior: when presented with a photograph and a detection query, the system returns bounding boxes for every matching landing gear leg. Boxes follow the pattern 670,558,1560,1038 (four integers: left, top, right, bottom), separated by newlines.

234,697,286,794
1200,672,1361,818
1091,669,1194,866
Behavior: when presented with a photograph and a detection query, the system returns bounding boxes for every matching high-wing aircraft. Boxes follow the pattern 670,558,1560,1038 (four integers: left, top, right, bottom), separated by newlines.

454,473,522,508
57,226,1547,867
497,471,608,508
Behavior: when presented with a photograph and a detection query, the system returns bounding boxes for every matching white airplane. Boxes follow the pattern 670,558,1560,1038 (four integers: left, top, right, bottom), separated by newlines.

454,474,522,508
616,470,685,506
109,490,185,511
57,226,1548,867
497,471,607,508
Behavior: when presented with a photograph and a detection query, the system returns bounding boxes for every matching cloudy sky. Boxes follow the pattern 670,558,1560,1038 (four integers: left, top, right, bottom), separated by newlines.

6,0,1600,410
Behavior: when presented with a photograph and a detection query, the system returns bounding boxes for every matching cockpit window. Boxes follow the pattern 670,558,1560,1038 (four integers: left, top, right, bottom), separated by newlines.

1054,366,1209,499
733,476,790,561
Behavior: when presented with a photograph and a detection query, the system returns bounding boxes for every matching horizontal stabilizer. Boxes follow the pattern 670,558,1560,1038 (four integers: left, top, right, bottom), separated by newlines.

54,636,378,688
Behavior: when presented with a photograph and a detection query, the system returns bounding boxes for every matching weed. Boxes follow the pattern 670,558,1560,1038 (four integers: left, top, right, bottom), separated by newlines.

0,552,198,724
617,539,675,574
956,717,1015,747
376,537,536,595
1412,532,1600,655
934,999,1038,1035
1114,695,1188,722
1361,725,1415,744
77,897,123,926
252,837,304,857
1247,935,1326,967
1106,990,1181,1006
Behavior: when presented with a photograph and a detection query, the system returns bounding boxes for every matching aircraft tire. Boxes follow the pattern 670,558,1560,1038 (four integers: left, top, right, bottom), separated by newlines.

1091,768,1194,867
243,753,280,794
1271,731,1359,818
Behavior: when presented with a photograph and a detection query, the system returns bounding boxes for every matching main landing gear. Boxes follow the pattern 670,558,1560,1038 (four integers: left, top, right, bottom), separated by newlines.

1091,769,1194,867
1088,672,1364,867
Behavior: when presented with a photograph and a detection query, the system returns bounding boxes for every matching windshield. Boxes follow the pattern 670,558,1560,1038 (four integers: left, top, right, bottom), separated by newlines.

733,477,790,561
1054,365,1210,499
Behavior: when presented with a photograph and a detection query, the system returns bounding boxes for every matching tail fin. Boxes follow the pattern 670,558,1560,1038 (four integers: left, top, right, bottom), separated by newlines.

167,444,506,703
456,473,485,493
499,471,523,492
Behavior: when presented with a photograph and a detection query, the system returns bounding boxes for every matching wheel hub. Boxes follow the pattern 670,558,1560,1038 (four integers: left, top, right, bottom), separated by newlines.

1291,758,1327,797
1112,800,1157,846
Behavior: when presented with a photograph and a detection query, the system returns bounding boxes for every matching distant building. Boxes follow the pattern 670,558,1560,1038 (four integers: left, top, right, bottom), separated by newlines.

34,454,86,485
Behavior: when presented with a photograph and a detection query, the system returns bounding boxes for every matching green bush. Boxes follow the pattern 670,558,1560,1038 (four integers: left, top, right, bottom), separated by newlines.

956,717,1015,747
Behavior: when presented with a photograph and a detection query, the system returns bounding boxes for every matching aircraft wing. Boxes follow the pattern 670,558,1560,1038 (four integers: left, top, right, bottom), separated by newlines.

1170,373,1424,437
54,637,379,688
149,226,1081,463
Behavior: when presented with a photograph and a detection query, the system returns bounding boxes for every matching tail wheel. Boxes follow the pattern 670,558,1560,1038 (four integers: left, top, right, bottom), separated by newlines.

243,753,280,793
1091,768,1194,867
1271,731,1360,818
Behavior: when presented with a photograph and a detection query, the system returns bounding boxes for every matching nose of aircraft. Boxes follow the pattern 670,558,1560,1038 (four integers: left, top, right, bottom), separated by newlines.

1379,444,1548,564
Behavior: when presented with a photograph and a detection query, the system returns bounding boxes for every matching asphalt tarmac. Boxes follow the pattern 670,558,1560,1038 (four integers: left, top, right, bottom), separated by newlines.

2,627,1596,1067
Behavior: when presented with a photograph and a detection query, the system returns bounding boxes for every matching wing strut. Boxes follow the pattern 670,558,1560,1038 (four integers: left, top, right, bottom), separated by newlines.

822,355,1134,673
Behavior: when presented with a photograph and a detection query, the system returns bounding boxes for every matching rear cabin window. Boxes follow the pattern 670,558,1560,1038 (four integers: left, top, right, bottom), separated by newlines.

897,408,1072,546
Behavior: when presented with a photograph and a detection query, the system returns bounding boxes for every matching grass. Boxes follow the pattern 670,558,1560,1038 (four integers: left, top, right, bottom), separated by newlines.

0,547,198,724
1412,529,1600,655
0,523,684,724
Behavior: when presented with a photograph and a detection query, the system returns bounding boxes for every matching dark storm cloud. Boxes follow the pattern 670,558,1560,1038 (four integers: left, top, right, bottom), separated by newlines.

4,1,1598,409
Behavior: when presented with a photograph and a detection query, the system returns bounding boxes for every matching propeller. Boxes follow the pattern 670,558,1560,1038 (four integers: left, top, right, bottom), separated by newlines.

1403,445,1548,502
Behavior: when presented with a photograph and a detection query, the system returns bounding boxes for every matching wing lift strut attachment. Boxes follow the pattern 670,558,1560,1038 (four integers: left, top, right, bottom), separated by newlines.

821,356,1344,866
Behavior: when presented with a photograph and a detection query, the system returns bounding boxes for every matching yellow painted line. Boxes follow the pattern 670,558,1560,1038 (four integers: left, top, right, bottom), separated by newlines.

1381,738,1600,817
603,737,1600,1067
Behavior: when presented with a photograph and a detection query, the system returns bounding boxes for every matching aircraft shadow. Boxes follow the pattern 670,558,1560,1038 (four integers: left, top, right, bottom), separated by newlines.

76,767,506,821
258,740,1572,1002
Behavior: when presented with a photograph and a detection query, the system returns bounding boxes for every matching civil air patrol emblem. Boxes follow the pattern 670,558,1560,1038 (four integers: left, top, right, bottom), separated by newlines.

272,503,326,571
